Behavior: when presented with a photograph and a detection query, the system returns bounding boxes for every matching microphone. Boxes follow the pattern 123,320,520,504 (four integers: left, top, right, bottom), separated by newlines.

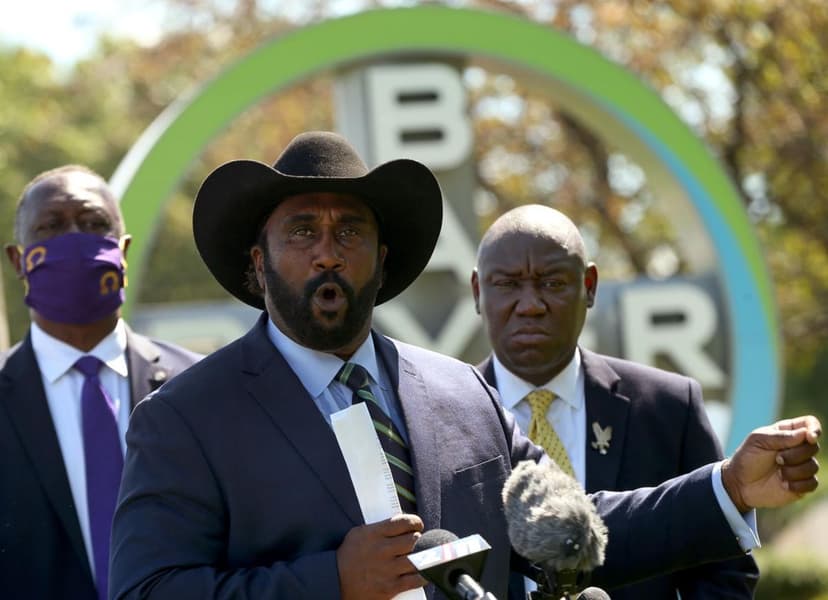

407,529,498,600
502,460,609,599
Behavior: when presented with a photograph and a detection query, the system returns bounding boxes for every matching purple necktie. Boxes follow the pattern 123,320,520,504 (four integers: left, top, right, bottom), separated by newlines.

74,355,123,600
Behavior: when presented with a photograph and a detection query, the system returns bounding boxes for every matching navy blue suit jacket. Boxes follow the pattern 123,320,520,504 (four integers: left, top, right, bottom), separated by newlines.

110,315,750,599
479,349,759,599
0,327,201,600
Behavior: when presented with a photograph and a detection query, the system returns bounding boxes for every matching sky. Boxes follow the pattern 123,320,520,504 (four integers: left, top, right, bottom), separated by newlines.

0,0,382,68
0,0,167,66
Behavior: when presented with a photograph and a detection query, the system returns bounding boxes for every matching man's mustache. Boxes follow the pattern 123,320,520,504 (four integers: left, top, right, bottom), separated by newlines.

303,271,355,300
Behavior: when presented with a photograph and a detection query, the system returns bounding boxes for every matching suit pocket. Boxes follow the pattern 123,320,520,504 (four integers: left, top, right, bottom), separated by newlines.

453,455,507,488
443,455,509,538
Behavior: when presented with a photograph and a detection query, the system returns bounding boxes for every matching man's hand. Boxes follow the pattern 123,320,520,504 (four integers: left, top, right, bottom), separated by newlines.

722,415,821,513
337,513,425,600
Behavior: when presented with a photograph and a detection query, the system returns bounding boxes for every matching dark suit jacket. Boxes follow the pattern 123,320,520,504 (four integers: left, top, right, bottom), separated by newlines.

479,349,759,599
0,327,201,600
110,314,750,599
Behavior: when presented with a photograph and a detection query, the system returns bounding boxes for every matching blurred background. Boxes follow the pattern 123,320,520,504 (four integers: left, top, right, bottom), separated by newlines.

1,1,826,596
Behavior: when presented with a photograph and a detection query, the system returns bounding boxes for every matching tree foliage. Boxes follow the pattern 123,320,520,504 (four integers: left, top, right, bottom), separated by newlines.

473,0,828,370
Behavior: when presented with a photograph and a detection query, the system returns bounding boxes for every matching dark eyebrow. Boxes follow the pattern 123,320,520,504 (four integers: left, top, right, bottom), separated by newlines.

79,205,113,218
487,267,522,277
487,261,576,278
32,206,63,219
280,213,316,227
337,214,373,226
28,206,64,226
539,264,575,274
33,200,110,217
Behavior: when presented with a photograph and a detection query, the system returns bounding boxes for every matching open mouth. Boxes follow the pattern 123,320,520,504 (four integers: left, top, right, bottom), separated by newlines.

313,282,347,313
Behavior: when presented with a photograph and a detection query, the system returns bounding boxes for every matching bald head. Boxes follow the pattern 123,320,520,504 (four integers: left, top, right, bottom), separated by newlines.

472,204,597,386
477,204,587,270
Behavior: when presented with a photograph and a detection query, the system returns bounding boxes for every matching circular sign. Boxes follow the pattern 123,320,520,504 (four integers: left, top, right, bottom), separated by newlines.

111,6,778,452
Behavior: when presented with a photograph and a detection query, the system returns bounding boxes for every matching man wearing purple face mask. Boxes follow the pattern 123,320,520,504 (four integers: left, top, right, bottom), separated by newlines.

0,165,202,600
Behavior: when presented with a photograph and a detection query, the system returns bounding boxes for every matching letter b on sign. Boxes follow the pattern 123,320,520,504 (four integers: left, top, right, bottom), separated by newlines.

365,63,472,169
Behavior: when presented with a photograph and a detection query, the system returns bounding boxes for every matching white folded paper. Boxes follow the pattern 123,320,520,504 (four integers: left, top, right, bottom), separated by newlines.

332,402,426,600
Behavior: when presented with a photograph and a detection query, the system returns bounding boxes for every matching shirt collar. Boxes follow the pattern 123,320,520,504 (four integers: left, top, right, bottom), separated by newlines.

492,348,583,411
30,319,129,383
266,318,381,398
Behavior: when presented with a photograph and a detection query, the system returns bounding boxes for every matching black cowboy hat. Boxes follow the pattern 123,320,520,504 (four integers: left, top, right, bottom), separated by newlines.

193,131,443,309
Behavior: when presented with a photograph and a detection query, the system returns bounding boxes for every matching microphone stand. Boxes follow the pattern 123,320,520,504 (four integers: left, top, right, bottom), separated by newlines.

528,568,584,600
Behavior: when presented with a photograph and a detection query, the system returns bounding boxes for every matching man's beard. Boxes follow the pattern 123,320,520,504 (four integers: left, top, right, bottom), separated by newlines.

262,254,382,352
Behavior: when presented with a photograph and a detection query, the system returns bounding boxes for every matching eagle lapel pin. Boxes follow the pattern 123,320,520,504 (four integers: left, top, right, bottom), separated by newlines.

591,421,612,455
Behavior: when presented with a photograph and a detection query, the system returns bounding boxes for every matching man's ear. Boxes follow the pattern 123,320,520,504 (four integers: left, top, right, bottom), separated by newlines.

470,269,481,314
120,234,132,259
4,244,24,278
250,245,266,291
585,263,599,308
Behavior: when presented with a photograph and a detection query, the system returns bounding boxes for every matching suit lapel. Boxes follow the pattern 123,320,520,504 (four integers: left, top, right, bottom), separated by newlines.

240,316,363,526
0,335,91,575
124,327,167,409
375,334,441,531
581,349,630,493
477,355,497,388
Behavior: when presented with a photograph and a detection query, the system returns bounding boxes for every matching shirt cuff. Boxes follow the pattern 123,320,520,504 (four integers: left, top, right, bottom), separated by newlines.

712,461,761,552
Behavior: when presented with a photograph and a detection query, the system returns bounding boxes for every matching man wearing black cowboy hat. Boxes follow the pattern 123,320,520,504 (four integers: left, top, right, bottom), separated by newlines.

110,131,821,600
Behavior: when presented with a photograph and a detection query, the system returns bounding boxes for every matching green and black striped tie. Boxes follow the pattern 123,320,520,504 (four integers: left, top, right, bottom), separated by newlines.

337,363,417,514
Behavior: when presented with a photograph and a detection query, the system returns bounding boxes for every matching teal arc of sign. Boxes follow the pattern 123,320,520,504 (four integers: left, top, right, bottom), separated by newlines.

111,6,778,453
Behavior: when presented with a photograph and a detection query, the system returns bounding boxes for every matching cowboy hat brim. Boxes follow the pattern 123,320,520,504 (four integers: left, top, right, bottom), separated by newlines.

192,157,443,309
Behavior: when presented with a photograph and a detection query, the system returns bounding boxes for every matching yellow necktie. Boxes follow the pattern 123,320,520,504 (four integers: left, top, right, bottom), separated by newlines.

525,389,575,477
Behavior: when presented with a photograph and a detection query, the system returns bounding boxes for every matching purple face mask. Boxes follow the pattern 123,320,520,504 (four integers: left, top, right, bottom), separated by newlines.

21,232,127,325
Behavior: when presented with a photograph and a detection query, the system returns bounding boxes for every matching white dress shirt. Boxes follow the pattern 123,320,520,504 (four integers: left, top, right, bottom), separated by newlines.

265,319,408,442
30,320,131,577
492,349,587,486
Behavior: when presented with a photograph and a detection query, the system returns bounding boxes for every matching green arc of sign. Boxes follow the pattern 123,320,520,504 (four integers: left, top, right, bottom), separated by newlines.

112,6,778,452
